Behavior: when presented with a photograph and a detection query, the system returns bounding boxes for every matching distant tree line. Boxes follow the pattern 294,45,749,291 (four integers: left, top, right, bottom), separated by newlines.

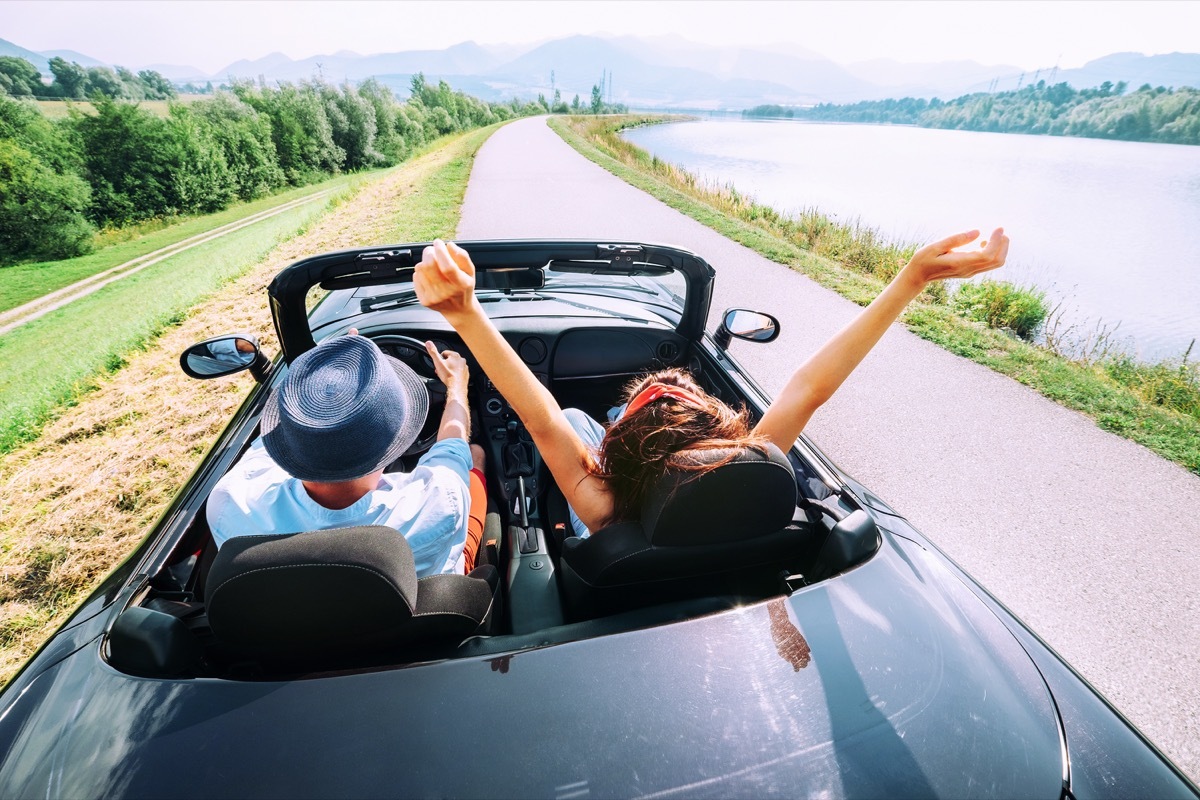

0,71,550,263
0,55,177,101
744,80,1200,146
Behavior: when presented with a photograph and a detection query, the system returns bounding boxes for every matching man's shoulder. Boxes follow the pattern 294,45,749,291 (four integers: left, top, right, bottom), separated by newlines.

209,439,294,515
414,438,473,478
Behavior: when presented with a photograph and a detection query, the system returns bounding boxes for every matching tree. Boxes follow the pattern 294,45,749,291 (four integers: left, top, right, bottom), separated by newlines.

322,83,382,170
0,139,95,262
357,78,404,163
234,81,344,183
590,83,603,114
166,104,235,213
0,57,43,98
71,96,179,223
0,94,83,173
191,92,284,199
85,66,125,99
138,69,176,100
48,57,87,99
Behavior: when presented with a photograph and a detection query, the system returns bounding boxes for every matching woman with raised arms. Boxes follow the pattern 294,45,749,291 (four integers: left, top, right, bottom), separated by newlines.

415,230,1008,538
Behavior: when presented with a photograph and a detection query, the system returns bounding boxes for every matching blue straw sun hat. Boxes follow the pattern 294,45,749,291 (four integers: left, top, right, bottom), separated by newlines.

261,335,429,482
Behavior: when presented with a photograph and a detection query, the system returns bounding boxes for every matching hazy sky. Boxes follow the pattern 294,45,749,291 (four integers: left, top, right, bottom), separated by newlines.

4,0,1197,74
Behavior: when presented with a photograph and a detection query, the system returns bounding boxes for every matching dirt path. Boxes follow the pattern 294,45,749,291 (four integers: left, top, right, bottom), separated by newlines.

0,191,330,336
457,116,1200,779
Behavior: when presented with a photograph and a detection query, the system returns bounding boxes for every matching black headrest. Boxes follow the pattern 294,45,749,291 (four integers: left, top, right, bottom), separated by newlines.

206,526,418,655
641,443,797,546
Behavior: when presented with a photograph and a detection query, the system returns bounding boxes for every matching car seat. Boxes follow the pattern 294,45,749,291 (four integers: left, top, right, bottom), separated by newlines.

205,526,499,664
557,443,809,620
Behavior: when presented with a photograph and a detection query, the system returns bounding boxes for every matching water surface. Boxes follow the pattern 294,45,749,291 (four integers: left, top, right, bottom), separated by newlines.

624,119,1200,361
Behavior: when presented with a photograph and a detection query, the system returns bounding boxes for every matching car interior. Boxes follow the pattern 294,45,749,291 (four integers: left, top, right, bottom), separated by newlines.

106,245,883,681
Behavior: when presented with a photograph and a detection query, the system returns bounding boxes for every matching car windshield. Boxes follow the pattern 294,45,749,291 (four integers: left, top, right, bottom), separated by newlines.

335,264,688,328
537,268,686,321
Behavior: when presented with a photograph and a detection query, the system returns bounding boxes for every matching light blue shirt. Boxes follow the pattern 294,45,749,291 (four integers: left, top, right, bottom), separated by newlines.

206,438,473,577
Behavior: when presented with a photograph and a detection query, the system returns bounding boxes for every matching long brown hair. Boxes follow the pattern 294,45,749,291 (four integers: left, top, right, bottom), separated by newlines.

590,368,767,526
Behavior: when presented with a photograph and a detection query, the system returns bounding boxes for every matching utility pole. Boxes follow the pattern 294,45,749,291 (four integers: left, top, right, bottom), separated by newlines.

1016,72,1024,90
551,70,555,100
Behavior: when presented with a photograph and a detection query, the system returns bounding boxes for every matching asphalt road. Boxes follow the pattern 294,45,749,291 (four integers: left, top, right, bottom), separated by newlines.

456,117,1200,779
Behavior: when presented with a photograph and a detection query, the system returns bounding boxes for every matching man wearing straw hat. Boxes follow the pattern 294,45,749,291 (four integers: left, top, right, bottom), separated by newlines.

206,333,487,577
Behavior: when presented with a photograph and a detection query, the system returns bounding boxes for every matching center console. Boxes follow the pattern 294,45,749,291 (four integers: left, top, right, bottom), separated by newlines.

478,374,564,633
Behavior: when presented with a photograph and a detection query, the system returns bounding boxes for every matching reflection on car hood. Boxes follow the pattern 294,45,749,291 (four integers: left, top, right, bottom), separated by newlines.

0,533,1062,799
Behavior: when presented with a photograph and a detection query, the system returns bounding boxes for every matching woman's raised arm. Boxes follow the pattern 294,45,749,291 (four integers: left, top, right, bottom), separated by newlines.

414,240,616,531
753,228,1010,450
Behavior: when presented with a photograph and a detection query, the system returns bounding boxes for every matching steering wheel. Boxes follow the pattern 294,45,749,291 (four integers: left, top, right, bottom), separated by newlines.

370,335,448,457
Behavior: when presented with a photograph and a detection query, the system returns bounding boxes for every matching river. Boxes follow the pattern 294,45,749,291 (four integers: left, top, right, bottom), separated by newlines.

623,119,1200,362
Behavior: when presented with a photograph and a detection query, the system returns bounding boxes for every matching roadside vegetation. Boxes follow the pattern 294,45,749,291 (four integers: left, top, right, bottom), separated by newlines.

0,179,338,313
0,178,349,456
549,115,1200,474
0,123,501,685
744,81,1200,146
0,68,548,264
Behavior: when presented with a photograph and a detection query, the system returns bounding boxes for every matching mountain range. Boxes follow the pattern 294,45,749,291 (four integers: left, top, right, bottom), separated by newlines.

3,34,1198,108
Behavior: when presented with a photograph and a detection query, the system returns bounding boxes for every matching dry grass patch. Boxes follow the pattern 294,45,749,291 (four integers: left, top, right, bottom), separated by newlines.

0,129,490,683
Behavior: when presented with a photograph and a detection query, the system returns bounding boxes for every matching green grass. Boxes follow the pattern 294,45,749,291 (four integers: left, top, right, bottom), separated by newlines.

379,124,497,242
0,173,374,312
0,187,353,455
32,98,202,119
548,115,1200,475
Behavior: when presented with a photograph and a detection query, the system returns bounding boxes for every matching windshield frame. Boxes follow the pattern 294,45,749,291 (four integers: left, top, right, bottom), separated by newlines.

269,240,715,364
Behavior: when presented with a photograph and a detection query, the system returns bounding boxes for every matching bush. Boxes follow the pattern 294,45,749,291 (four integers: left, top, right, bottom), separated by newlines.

0,139,95,262
952,279,1048,339
1103,345,1200,419
72,96,179,225
166,105,236,214
191,94,285,200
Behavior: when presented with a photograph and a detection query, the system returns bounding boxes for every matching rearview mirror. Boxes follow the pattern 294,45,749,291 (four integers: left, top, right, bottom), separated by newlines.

477,267,545,291
714,308,781,349
180,334,269,381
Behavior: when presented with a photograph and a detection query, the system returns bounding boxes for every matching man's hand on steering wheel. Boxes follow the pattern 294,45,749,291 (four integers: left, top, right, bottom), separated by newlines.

424,341,469,396
425,341,471,443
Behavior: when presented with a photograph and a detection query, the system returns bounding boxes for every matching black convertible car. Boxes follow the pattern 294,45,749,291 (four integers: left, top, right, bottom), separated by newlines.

0,240,1195,799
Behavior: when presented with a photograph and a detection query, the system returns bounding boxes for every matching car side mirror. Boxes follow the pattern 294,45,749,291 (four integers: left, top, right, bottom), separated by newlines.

714,308,781,350
180,334,270,382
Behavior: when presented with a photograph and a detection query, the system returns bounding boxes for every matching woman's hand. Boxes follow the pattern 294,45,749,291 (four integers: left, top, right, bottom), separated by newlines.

901,227,1009,286
415,239,478,320
755,226,1012,451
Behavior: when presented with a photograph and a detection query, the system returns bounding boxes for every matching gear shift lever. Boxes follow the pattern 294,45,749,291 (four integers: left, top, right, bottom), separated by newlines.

504,418,534,478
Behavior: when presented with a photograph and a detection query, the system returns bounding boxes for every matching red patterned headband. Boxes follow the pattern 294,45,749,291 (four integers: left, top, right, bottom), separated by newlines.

624,382,707,417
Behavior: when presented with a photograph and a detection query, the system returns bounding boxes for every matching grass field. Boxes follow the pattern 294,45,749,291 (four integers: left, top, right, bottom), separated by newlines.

0,123,500,686
0,174,371,312
548,115,1200,475
31,95,208,119
0,195,340,454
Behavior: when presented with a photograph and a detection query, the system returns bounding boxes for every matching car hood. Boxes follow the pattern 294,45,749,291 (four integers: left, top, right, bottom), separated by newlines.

0,532,1063,799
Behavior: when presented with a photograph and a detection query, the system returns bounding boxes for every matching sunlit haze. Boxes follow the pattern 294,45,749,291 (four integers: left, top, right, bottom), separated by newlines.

4,0,1197,74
